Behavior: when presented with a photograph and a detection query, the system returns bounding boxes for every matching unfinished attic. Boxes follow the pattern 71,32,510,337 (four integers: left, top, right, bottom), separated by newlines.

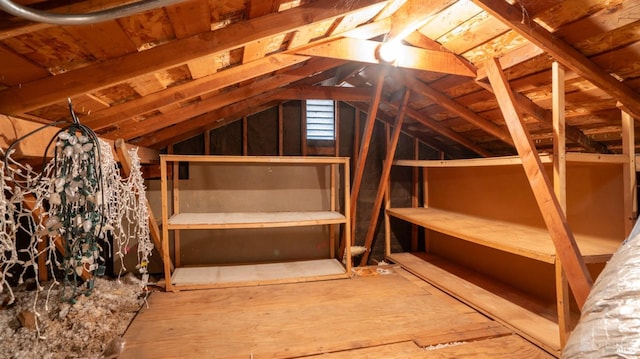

1,0,639,357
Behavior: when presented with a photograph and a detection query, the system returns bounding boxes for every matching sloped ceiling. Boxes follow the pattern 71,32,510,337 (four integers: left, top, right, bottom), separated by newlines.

1,0,639,158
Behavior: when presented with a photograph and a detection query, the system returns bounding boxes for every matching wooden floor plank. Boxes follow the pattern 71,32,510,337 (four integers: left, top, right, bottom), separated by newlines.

120,267,548,358
388,252,561,355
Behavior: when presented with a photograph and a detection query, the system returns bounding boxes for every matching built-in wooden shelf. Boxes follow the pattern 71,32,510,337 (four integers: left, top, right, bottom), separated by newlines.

388,252,562,357
386,207,620,264
160,155,352,291
168,211,346,229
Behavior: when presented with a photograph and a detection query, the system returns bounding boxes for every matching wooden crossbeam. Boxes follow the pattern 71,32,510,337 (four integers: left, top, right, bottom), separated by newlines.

359,88,411,265
484,57,592,309
296,38,476,77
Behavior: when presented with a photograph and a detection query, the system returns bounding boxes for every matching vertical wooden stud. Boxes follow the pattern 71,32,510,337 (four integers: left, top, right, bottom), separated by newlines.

411,138,419,252
552,62,570,347
168,145,181,268
301,101,307,156
278,103,284,156
622,109,636,236
242,116,248,156
422,166,431,252
160,155,173,291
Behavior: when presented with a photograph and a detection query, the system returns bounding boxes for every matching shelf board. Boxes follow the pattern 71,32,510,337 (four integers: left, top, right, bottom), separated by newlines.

387,252,561,356
168,211,347,229
394,153,627,168
171,259,348,290
386,207,621,264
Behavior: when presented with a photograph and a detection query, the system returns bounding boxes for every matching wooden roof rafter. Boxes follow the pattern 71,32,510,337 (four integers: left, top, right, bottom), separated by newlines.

0,0,389,115
473,0,640,121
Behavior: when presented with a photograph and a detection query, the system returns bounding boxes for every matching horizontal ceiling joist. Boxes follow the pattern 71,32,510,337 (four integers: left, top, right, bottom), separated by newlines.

0,0,388,115
296,37,476,77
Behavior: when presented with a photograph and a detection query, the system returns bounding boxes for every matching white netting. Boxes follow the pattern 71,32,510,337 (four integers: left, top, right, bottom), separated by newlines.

0,129,153,315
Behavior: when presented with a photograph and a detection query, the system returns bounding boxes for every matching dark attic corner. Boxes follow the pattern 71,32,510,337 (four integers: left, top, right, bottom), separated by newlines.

1,0,639,358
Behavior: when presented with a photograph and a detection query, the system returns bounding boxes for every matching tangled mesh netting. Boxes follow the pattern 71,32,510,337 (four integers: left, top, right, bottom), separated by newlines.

1,107,154,357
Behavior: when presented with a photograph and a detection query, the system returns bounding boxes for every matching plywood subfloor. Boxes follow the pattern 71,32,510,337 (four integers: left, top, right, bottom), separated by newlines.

171,259,346,287
120,267,554,358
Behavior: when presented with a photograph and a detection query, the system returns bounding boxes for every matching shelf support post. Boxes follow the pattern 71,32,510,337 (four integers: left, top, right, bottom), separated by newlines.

552,62,570,346
621,107,637,236
485,57,593,309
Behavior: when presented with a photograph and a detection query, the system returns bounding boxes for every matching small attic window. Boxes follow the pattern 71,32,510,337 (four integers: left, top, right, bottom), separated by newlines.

306,99,335,141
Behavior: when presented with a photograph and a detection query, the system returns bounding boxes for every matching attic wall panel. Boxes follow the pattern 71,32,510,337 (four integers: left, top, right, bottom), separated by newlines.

283,101,302,155
248,107,278,155
211,119,242,155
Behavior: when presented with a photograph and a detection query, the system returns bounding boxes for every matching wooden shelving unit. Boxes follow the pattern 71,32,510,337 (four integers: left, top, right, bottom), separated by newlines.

160,155,352,291
385,153,628,357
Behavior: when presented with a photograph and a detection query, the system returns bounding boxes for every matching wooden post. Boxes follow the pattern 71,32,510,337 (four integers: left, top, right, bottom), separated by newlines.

622,108,636,236
485,57,592,309
242,116,248,156
384,124,392,257
411,138,419,252
334,101,340,157
115,139,174,272
159,156,173,291
278,103,284,156
423,166,430,252
301,101,307,156
360,88,410,265
204,130,211,156
552,62,570,346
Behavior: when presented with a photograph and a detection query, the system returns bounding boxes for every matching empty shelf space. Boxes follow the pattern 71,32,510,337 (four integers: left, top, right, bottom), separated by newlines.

171,259,348,289
168,211,347,229
386,207,621,263
387,252,561,356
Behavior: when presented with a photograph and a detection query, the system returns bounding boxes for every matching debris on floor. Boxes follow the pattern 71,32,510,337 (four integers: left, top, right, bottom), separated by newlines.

0,274,148,359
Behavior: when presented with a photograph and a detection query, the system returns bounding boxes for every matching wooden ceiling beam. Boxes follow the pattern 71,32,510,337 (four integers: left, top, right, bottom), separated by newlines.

473,0,640,121
102,58,345,141
401,73,514,147
296,37,476,77
0,0,388,115
275,86,372,101
386,0,456,41
83,54,310,131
